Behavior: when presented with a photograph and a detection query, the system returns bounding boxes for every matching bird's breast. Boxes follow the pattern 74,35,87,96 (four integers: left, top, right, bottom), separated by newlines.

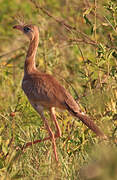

21,77,55,108
22,78,34,99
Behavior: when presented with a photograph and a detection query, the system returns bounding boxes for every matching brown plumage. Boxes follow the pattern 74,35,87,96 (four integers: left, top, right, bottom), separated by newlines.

13,24,107,162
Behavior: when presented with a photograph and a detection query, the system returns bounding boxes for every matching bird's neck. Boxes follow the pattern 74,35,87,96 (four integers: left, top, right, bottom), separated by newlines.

24,35,39,75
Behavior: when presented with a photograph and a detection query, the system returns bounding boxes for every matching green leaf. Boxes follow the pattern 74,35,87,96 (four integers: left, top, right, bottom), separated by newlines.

83,15,92,26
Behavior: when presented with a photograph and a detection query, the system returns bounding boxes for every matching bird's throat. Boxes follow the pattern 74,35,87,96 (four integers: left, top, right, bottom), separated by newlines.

24,36,39,74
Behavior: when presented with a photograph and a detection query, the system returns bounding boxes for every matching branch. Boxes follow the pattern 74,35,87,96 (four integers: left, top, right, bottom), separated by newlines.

0,46,25,59
29,0,98,47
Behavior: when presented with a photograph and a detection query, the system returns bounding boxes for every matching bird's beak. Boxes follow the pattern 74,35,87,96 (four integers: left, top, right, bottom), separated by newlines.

13,25,23,31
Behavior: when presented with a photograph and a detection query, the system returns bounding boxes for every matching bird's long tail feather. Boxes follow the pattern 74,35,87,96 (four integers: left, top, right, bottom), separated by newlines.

75,112,104,137
65,102,107,138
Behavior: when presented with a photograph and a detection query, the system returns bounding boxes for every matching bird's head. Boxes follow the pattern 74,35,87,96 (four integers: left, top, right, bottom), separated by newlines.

13,24,39,41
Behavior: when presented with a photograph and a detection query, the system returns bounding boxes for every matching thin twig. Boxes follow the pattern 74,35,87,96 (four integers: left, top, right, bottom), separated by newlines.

104,16,116,32
94,0,97,44
29,0,98,47
0,46,25,59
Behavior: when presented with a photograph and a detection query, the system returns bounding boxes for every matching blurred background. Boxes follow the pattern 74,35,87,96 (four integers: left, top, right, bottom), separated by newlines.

0,0,117,179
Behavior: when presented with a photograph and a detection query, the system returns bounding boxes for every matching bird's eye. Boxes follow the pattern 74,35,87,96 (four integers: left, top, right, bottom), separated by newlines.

23,26,31,33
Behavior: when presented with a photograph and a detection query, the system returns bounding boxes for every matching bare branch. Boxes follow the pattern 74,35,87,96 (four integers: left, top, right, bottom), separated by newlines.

0,46,25,59
29,0,98,47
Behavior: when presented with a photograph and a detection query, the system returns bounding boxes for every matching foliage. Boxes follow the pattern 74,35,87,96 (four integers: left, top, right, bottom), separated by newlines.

0,0,117,179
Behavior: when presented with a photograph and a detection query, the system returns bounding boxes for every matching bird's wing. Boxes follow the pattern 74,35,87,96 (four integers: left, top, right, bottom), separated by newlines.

22,73,81,110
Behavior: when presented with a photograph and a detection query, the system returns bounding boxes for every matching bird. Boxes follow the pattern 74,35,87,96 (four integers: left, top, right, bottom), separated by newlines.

13,24,106,162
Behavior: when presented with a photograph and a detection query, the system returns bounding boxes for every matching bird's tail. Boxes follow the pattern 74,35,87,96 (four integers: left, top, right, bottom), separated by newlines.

74,112,105,137
65,102,107,138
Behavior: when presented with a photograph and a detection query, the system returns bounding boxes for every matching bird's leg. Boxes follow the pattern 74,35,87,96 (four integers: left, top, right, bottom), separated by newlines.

23,104,51,148
23,104,58,162
23,115,58,161
43,116,58,162
50,107,61,138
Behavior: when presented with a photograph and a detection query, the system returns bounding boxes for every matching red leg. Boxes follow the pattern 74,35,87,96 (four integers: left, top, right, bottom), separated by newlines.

23,104,58,162
23,104,61,162
44,117,58,162
23,118,58,162
50,107,61,138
